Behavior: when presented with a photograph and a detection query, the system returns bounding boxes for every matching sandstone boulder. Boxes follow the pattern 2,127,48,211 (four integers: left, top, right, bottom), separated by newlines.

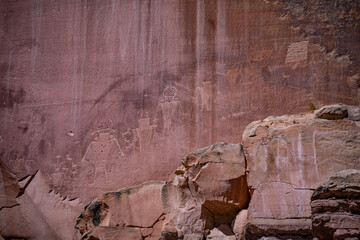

242,104,360,239
245,182,313,239
243,105,360,189
314,104,360,121
161,142,250,238
231,209,248,240
245,218,312,240
206,224,236,240
76,181,165,237
311,169,360,240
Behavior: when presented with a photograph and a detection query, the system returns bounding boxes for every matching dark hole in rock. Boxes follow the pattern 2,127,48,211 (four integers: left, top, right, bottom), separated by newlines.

201,200,240,232
223,176,250,210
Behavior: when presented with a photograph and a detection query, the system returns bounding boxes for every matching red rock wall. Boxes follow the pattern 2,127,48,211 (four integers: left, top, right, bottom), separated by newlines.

0,0,359,201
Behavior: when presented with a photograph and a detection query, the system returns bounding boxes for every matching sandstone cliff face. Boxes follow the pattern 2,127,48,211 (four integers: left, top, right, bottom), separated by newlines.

2,104,359,239
75,106,360,239
0,0,359,238
1,0,359,206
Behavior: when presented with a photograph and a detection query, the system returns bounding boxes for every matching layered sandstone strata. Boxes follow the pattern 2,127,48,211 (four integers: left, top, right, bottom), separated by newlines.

311,169,360,240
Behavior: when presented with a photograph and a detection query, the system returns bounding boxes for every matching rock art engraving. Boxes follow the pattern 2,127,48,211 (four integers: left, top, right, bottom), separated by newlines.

49,154,78,193
285,40,308,64
133,113,157,155
154,86,182,133
122,128,137,154
252,132,319,187
50,155,66,186
81,120,124,184
195,81,215,111
8,153,35,175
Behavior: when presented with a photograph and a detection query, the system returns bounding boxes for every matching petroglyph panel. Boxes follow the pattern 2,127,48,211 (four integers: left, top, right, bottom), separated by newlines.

285,41,308,64
0,0,359,203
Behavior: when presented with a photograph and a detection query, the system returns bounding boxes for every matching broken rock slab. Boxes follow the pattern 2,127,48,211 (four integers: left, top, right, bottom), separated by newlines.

313,103,360,121
245,182,313,239
161,142,250,239
245,218,312,240
76,181,165,236
311,169,360,240
81,226,143,240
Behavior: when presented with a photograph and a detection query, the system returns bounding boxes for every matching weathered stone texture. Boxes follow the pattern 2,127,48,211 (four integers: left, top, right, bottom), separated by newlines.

82,226,143,240
231,209,248,240
0,160,81,240
1,0,359,205
161,142,250,239
76,181,165,236
243,104,360,239
311,169,360,240
243,105,360,189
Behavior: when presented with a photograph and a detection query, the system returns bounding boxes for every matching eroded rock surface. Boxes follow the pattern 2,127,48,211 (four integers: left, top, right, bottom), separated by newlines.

242,104,360,239
0,161,19,210
314,104,360,121
76,181,165,238
82,226,143,240
0,160,82,240
311,169,360,240
243,104,360,189
161,142,250,239
245,182,313,240
232,209,248,240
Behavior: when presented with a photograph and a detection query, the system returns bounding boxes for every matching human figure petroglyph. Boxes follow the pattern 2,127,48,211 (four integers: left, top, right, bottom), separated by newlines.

154,86,183,132
81,119,125,184
133,113,157,155
195,81,217,111
122,128,137,154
